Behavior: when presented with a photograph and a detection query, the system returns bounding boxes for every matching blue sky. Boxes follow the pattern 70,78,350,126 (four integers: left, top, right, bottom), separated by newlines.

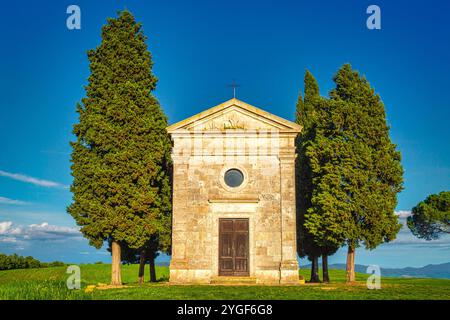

0,0,449,268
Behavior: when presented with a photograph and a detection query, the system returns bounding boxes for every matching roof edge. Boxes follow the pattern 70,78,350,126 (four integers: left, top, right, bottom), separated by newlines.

166,98,302,133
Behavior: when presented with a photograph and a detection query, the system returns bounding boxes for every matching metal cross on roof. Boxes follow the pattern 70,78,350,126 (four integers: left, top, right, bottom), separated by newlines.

227,79,240,98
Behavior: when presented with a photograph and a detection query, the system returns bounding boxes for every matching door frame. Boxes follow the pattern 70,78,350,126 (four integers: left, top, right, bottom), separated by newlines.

218,218,250,277
208,208,256,279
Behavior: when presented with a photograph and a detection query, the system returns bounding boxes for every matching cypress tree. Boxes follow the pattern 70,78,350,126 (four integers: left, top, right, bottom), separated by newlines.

314,64,403,283
296,71,340,283
68,10,172,285
295,70,323,283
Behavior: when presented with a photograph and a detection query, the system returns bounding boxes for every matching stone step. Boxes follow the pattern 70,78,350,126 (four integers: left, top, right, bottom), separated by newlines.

210,276,257,285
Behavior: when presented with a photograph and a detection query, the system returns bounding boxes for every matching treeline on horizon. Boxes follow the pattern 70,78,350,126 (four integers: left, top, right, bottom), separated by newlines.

0,253,65,271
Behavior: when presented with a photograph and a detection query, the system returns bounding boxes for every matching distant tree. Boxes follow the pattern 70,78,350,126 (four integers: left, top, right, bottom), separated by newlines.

0,254,7,270
40,261,65,268
0,253,51,270
68,10,172,285
322,64,403,283
25,256,41,269
407,191,450,240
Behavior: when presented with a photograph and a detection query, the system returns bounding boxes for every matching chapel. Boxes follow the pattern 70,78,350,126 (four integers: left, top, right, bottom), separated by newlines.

167,98,301,284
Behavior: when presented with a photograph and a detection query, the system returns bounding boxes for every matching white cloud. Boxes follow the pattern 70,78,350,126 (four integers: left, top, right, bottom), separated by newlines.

0,221,13,234
27,222,81,240
395,210,412,218
0,196,27,205
0,237,17,243
0,221,81,244
0,170,68,189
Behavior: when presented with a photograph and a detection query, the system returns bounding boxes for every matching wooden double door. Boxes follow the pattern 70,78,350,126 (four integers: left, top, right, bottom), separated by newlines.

219,218,249,276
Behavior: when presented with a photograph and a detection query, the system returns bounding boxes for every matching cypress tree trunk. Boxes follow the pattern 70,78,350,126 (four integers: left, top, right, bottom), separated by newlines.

322,254,330,283
310,256,320,282
138,250,146,284
111,240,122,285
149,254,157,282
346,246,355,283
309,258,315,282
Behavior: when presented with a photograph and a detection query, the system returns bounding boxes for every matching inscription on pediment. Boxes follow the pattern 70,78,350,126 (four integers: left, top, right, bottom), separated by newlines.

189,109,280,132
206,112,246,130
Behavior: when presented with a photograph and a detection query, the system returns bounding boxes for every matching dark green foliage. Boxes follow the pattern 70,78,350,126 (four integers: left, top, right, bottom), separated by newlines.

305,64,403,254
407,191,450,240
0,253,64,270
302,98,351,251
42,261,66,268
295,71,320,261
0,254,40,270
68,11,172,254
296,71,338,282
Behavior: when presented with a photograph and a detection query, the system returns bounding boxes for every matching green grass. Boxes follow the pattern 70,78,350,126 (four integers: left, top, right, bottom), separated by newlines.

0,264,449,300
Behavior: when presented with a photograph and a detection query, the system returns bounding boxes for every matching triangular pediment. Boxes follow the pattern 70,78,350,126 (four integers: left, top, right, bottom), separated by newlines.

167,98,302,133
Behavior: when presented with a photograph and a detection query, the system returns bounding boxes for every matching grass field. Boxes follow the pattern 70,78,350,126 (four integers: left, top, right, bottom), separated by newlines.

1,264,449,300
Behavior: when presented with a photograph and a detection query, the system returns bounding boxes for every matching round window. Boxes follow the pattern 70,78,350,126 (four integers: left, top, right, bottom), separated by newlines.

224,168,244,188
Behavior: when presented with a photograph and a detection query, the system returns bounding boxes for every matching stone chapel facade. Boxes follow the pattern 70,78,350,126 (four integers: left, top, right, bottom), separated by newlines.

167,98,301,284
